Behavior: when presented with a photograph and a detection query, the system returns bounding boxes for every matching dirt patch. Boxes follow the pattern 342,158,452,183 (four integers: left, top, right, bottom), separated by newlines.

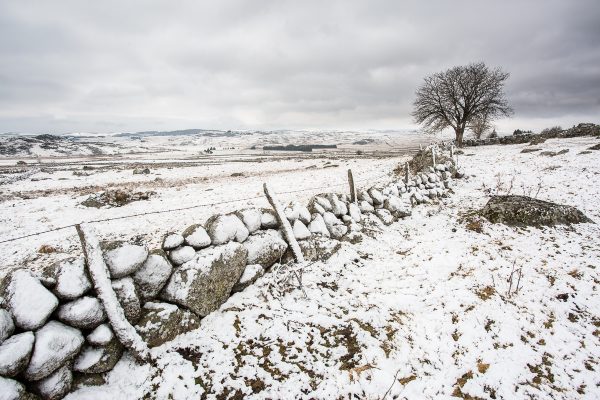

81,189,155,208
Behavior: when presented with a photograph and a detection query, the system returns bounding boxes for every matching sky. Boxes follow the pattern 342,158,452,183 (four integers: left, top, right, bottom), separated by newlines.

0,0,599,134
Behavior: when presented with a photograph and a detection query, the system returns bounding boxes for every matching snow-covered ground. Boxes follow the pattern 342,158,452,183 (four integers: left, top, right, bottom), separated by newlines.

59,135,600,399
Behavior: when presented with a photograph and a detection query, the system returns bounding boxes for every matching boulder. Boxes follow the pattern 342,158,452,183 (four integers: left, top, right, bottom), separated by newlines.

162,233,184,250
57,296,106,330
111,277,141,324
358,200,375,213
182,224,211,249
481,195,593,227
308,214,330,237
135,302,200,347
132,250,173,300
384,196,412,218
323,212,348,239
73,339,123,374
293,220,312,240
4,270,58,330
52,257,91,300
25,321,84,381
0,377,26,400
260,209,279,229
160,243,248,316
375,209,395,225
87,324,114,346
0,331,34,377
368,188,384,205
0,309,14,344
284,237,341,263
348,203,362,222
205,214,249,245
357,189,373,205
231,264,265,293
327,195,348,217
235,208,262,234
32,364,72,400
284,202,311,225
103,242,148,279
243,229,288,268
168,246,196,265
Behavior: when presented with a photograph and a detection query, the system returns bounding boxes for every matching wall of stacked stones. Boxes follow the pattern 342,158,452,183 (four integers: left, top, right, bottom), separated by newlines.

0,150,461,400
463,122,600,147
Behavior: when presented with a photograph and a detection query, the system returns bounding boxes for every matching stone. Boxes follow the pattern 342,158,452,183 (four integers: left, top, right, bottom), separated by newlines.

4,270,58,330
235,208,262,234
293,220,312,240
0,332,34,377
368,188,384,205
481,195,594,227
328,195,348,217
357,189,373,205
162,233,184,250
57,296,106,330
284,237,341,263
111,277,141,324
348,203,362,222
32,364,72,400
135,302,201,347
308,214,330,237
103,242,148,279
358,200,375,213
25,321,84,381
323,212,348,239
0,377,26,400
314,196,333,211
375,209,395,225
52,257,92,300
160,243,248,316
260,209,279,229
205,214,249,245
285,202,311,225
231,264,265,293
243,229,288,269
87,324,114,346
168,246,196,265
0,309,14,344
73,339,124,374
182,224,211,249
132,250,173,300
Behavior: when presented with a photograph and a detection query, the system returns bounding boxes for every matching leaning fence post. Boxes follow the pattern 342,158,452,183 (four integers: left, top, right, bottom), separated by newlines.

404,162,410,184
432,147,436,167
263,183,305,263
347,169,356,203
75,224,151,362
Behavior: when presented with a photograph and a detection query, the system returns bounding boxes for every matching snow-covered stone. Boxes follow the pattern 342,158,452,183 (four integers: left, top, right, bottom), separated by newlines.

348,203,362,222
358,200,375,213
160,243,248,316
384,196,412,218
0,377,25,400
357,189,373,205
162,233,184,250
368,188,384,205
0,309,14,344
0,332,34,377
182,224,211,249
132,250,173,300
293,219,312,240
308,214,330,237
243,229,288,268
323,212,348,239
235,208,262,233
103,243,148,279
52,257,91,300
32,364,72,400
168,245,195,265
309,201,325,215
111,277,141,324
260,209,279,229
232,264,265,293
87,323,114,346
314,196,333,211
328,195,348,217
73,339,123,374
375,208,395,225
25,321,84,381
57,296,106,330
4,270,58,330
205,214,249,245
135,302,200,347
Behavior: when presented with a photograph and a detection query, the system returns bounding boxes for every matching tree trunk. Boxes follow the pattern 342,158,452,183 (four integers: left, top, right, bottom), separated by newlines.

455,128,465,147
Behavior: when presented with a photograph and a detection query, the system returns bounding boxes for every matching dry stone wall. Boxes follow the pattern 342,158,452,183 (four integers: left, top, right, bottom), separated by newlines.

463,123,599,147
0,148,462,399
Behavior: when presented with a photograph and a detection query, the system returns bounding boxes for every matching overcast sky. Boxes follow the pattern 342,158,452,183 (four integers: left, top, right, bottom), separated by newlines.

1,0,599,134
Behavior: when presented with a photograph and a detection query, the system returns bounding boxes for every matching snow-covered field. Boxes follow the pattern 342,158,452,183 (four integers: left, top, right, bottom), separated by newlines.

55,135,600,399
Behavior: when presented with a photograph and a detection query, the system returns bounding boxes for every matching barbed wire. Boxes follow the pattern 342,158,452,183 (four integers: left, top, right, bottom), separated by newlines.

0,171,392,245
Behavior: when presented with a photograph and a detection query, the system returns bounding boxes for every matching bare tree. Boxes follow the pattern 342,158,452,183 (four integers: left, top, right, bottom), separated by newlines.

412,62,513,146
468,114,493,139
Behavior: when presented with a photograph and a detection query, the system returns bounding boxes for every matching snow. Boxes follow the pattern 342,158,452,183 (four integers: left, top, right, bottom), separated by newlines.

162,233,184,250
132,252,173,299
53,257,92,300
292,219,312,240
168,246,195,265
238,264,264,286
57,296,107,330
183,225,211,248
0,332,34,377
73,346,104,372
0,309,14,344
87,324,114,346
5,269,58,330
104,244,148,279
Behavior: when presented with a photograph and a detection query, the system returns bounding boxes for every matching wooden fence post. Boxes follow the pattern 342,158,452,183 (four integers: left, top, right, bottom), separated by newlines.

432,147,436,167
76,224,151,362
347,169,356,203
404,162,410,184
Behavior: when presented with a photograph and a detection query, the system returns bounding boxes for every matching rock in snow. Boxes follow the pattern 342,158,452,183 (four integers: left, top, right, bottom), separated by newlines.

0,376,26,400
32,364,72,400
135,302,200,348
384,196,412,218
73,339,123,374
205,214,249,245
132,250,173,300
4,269,58,330
111,277,141,324
162,233,184,250
52,257,91,300
375,208,395,225
160,243,248,316
323,212,348,239
0,309,14,344
57,296,106,330
293,219,312,240
182,224,211,249
348,203,362,222
86,323,114,346
235,208,262,233
231,264,265,294
358,200,375,213
260,209,279,229
168,245,196,265
243,229,288,268
0,331,34,377
25,321,84,381
103,243,148,279
308,214,330,237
